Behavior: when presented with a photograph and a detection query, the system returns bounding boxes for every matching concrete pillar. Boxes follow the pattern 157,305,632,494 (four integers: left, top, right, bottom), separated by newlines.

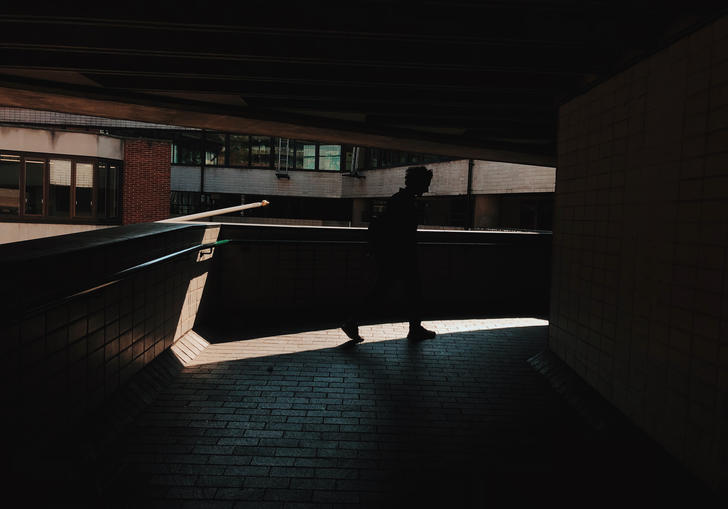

351,198,368,226
473,195,499,228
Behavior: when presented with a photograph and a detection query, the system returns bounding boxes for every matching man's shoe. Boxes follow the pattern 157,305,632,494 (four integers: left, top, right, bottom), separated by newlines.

407,325,436,341
342,321,364,342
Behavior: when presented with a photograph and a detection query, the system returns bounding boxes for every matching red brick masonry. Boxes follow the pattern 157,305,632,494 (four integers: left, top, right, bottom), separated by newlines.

123,139,171,224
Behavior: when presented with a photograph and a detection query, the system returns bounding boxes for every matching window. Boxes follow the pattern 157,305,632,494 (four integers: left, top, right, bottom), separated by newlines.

344,146,354,172
295,141,316,169
408,153,423,164
368,148,380,169
229,135,250,166
205,133,226,166
171,131,202,165
318,145,341,171
25,159,44,215
94,161,120,219
0,154,20,215
49,159,72,216
275,138,293,171
251,136,272,167
170,191,200,216
75,162,94,217
0,151,121,222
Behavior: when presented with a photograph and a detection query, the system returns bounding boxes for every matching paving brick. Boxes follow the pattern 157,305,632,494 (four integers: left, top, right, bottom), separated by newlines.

94,317,717,506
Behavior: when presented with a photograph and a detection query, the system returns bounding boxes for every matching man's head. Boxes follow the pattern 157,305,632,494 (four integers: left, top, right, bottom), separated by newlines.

404,166,433,196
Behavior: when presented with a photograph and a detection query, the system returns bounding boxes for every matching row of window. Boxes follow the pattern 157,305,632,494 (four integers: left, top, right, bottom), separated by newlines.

0,152,120,221
170,131,450,171
171,132,341,171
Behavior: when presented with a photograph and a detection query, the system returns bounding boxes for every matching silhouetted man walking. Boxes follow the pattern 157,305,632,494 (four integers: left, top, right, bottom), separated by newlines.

342,166,436,342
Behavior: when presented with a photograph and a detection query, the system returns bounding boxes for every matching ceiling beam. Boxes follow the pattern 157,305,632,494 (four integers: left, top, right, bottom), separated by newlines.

0,75,555,166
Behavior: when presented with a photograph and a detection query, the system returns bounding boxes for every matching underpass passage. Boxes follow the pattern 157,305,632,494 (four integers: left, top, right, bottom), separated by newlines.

96,318,718,508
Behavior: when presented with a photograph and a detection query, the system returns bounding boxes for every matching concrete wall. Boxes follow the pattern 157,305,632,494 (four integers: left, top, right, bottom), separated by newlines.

205,167,342,197
0,223,219,468
342,160,470,198
0,125,123,159
0,222,112,245
550,15,728,492
472,161,555,194
200,224,551,328
171,165,202,192
172,159,555,200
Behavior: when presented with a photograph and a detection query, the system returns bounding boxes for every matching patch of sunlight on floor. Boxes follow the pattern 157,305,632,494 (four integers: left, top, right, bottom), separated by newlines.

185,317,549,366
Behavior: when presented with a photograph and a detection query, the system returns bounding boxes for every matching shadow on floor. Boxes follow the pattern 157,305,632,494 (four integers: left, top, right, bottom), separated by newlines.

85,322,721,508
9,320,721,507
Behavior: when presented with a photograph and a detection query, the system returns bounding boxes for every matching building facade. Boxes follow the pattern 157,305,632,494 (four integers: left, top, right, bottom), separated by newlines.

0,108,555,243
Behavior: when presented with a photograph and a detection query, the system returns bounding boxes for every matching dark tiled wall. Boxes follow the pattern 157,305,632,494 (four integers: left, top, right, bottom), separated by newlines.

550,15,728,491
1,223,219,466
198,224,551,329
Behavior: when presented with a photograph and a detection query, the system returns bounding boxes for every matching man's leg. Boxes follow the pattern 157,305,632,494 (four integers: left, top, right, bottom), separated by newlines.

342,258,395,341
402,261,435,340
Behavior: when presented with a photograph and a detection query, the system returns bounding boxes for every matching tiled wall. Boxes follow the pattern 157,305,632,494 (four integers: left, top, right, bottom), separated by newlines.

550,15,728,491
0,223,219,466
171,159,555,199
199,224,551,330
472,161,555,194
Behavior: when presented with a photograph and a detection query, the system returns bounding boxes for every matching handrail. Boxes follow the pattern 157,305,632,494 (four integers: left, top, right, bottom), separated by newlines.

158,200,269,223
222,239,507,246
16,227,543,321
18,239,230,321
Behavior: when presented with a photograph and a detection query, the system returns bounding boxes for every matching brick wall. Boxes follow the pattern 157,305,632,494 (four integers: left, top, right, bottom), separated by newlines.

550,15,728,492
123,139,171,224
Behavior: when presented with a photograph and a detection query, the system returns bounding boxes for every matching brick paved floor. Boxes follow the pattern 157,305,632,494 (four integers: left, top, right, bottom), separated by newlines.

96,318,717,508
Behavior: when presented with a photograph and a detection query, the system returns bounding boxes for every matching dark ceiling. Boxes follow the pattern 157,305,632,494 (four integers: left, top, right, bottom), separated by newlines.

0,2,725,165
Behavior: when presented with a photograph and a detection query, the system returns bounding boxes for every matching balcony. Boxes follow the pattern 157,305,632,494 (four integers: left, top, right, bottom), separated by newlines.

0,222,713,506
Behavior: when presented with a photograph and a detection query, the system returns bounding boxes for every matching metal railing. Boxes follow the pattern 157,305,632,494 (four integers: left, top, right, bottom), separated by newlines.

18,238,231,321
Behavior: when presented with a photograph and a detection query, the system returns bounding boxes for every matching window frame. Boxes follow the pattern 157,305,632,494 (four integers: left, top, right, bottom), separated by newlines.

0,150,122,225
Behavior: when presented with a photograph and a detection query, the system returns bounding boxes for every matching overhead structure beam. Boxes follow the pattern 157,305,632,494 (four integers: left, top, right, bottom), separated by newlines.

0,75,556,166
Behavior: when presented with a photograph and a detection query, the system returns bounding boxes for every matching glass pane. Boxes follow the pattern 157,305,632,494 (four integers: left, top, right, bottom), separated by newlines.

205,133,226,165
97,162,107,217
345,149,353,172
295,141,316,169
229,135,249,166
25,159,44,215
108,164,119,218
318,145,341,171
75,162,94,216
369,148,379,168
49,159,71,216
171,190,200,215
251,136,271,167
0,154,20,215
171,132,202,165
275,138,293,170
